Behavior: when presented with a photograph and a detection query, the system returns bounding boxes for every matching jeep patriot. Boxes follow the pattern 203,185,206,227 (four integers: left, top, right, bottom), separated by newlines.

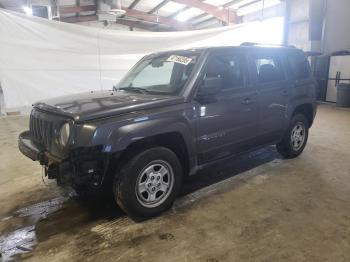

19,43,317,219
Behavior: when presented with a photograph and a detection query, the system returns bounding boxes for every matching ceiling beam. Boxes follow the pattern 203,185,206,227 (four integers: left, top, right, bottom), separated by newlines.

239,0,261,8
193,16,217,26
167,5,191,18
187,13,209,23
223,0,243,8
128,0,142,9
171,0,236,24
148,0,171,14
58,5,190,29
59,5,97,14
115,19,174,31
167,0,206,18
60,15,98,23
123,7,190,29
115,19,153,31
58,3,191,30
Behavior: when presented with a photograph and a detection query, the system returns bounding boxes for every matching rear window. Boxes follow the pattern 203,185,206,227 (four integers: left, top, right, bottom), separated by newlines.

287,52,311,79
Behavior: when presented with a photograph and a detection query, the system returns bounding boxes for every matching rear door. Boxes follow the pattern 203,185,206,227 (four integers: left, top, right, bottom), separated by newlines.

248,50,289,145
195,49,258,164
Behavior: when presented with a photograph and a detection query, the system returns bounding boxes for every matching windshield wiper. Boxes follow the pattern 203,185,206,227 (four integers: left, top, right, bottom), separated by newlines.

115,87,149,94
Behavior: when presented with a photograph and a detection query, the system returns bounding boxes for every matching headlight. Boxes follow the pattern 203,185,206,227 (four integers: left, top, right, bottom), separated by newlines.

59,122,71,147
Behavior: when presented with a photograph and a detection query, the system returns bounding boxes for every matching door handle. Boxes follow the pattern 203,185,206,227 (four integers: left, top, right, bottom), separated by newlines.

336,71,341,85
241,98,253,105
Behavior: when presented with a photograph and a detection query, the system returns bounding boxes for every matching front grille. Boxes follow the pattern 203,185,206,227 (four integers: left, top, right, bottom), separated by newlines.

29,112,54,148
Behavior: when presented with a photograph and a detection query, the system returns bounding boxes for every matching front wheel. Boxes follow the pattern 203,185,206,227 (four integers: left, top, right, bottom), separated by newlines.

277,114,309,159
114,147,183,220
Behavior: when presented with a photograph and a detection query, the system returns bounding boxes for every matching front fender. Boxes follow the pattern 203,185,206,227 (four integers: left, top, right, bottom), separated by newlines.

103,117,195,156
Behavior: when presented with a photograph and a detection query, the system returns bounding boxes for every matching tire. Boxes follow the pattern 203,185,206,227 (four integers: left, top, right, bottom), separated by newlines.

277,114,309,159
114,147,183,220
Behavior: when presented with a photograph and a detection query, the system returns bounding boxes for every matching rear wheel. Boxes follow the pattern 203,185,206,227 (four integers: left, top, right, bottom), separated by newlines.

114,147,183,220
277,114,309,159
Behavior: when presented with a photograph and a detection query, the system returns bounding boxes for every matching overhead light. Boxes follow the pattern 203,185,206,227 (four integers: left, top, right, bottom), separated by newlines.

237,0,281,16
107,8,126,17
107,0,126,17
23,6,33,16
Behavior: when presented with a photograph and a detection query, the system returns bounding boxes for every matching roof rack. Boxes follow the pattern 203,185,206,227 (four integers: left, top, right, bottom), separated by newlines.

240,42,296,48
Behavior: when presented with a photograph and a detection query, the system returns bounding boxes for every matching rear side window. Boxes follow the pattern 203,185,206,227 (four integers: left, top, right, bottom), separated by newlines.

287,52,311,79
254,55,285,83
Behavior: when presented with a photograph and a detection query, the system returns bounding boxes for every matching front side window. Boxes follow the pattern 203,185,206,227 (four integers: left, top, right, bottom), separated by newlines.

201,53,244,91
254,55,285,83
117,53,199,95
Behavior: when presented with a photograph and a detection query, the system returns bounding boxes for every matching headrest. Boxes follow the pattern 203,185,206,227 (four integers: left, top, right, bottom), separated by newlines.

259,64,280,82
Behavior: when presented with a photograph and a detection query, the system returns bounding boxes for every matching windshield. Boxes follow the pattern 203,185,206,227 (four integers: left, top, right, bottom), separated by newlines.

116,52,199,95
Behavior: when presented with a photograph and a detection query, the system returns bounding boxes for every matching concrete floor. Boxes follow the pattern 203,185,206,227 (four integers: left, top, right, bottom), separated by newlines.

0,103,350,261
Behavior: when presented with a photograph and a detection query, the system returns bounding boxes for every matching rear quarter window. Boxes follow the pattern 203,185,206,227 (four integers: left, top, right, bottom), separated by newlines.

287,52,311,80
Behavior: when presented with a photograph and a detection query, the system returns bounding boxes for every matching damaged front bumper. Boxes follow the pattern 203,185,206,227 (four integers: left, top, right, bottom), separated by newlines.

18,131,110,189
18,131,44,162
18,131,61,163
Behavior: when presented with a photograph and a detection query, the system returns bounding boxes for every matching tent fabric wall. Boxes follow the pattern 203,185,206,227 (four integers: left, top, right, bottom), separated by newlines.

0,10,283,112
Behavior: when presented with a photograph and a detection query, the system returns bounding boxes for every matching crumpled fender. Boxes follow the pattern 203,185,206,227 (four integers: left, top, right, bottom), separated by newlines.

100,116,196,164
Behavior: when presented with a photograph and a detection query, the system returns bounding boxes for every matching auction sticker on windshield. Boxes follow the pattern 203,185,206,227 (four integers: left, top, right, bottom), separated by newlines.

167,55,192,65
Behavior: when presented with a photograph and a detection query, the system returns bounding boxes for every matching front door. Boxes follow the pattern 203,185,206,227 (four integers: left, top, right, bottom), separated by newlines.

195,50,258,164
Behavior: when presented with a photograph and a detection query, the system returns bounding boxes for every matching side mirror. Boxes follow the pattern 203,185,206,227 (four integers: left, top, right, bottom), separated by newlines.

197,76,222,97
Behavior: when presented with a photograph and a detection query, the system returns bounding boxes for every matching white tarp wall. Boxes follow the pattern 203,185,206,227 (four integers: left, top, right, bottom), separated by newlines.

0,10,283,113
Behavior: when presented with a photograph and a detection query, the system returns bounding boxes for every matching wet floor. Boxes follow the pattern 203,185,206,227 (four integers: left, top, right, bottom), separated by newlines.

0,146,277,261
1,104,350,261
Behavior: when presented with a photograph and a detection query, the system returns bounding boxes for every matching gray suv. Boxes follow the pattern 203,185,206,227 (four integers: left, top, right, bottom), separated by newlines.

19,44,317,219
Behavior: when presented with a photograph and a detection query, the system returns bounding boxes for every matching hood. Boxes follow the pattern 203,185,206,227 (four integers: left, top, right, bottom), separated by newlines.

34,90,184,122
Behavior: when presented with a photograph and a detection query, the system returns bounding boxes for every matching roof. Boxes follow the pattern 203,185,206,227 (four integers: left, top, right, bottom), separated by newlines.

153,43,300,53
140,45,303,60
